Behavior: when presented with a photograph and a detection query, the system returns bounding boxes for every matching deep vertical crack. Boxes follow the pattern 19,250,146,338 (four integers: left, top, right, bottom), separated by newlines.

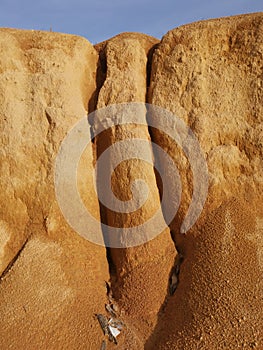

88,42,117,282
144,42,188,350
146,43,159,89
88,42,107,115
145,42,185,298
88,41,108,144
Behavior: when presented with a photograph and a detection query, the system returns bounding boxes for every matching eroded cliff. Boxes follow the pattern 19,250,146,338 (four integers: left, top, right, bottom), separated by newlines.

0,12,262,350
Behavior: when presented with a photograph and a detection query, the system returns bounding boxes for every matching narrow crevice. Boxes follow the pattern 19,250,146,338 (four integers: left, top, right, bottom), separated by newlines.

146,38,185,242
88,42,107,115
146,129,185,294
88,41,118,285
146,124,186,278
98,201,118,284
0,237,29,281
144,43,187,349
146,43,159,89
88,42,107,143
157,251,184,316
145,41,166,218
145,44,185,297
144,242,185,348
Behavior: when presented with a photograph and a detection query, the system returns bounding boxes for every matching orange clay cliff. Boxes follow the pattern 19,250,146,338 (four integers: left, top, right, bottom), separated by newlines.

0,12,262,350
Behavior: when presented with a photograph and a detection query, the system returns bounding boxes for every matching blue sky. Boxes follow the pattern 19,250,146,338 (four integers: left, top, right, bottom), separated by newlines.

0,0,262,44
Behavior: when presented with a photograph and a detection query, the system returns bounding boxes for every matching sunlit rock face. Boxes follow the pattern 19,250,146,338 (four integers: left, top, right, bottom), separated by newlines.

0,12,262,349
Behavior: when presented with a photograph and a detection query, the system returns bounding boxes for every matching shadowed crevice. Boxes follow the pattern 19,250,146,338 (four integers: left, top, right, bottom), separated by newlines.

145,43,187,349
88,42,107,116
146,42,159,89
88,41,118,282
87,42,108,145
